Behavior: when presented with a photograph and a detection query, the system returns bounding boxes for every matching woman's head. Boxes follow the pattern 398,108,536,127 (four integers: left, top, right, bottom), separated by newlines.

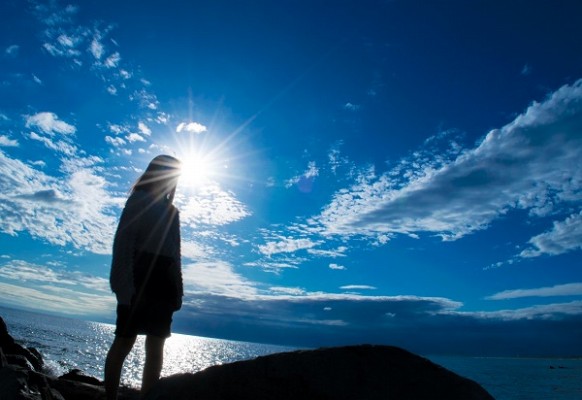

132,155,181,202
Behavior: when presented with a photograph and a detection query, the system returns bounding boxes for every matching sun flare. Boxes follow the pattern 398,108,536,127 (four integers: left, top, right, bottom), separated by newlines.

180,155,216,188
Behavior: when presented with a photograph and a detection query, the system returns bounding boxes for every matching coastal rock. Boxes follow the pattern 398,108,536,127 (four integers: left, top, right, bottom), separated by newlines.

144,344,494,400
0,316,139,400
0,317,43,372
59,368,103,386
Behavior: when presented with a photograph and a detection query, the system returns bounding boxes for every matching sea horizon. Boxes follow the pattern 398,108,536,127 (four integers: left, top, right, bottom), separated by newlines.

2,305,582,399
2,304,580,360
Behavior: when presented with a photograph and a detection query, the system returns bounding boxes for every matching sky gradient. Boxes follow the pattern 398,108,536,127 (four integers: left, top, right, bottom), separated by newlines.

1,0,581,356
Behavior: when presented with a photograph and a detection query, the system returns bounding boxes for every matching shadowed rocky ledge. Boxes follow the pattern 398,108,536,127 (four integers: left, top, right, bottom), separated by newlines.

144,344,494,400
1,316,494,400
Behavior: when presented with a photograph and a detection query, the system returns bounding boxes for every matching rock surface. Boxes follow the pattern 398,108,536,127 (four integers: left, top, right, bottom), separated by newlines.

0,316,139,400
144,344,495,400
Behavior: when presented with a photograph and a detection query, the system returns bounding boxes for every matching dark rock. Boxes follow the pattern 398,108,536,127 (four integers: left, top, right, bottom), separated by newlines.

5,355,35,371
0,317,43,372
144,344,494,400
48,374,140,400
59,368,103,386
0,366,42,400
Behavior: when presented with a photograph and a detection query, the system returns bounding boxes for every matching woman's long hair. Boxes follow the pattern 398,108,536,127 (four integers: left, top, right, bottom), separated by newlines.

131,155,181,203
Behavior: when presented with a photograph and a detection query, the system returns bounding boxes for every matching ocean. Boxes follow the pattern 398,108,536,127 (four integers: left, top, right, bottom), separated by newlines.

1,306,581,399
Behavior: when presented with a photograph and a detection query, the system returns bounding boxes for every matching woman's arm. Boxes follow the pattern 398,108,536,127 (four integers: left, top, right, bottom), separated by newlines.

110,204,138,305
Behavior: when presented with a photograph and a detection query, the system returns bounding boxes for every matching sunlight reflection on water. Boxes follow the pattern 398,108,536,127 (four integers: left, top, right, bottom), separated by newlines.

121,332,293,388
89,322,293,388
1,307,295,390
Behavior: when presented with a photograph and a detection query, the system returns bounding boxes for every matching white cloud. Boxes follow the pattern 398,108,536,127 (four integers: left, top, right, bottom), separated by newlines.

340,285,376,290
5,45,19,57
29,132,77,156
0,281,114,317
308,246,348,258
0,259,113,316
182,261,257,298
32,74,42,85
90,38,103,59
487,283,582,300
126,132,145,143
269,286,306,296
130,89,159,110
108,124,126,135
316,80,582,249
328,141,351,175
57,34,78,48
138,121,152,136
176,122,208,134
104,52,120,68
452,301,582,321
0,135,19,147
177,185,250,227
244,259,302,271
25,112,76,136
344,102,360,111
519,211,582,258
105,135,126,147
0,260,109,292
181,240,213,260
258,238,320,256
329,263,346,270
285,161,319,189
0,151,118,254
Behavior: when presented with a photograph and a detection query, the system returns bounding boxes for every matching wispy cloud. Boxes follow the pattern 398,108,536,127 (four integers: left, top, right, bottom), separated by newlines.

340,285,376,290
0,150,118,254
90,37,103,59
126,132,145,143
314,80,582,256
4,45,19,57
285,161,319,190
25,112,76,136
452,301,582,321
138,121,152,136
103,52,120,68
487,283,582,300
0,260,113,316
177,185,250,227
0,135,19,147
329,263,346,270
258,237,321,256
519,211,582,258
33,2,159,113
29,131,77,156
343,102,360,111
308,246,348,258
0,281,114,317
182,261,258,298
0,260,109,292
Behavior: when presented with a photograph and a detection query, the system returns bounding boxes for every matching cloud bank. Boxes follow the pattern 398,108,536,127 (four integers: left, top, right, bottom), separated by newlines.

315,80,582,259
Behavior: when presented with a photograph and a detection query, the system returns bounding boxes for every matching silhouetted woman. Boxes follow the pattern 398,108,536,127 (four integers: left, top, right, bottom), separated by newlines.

105,155,183,399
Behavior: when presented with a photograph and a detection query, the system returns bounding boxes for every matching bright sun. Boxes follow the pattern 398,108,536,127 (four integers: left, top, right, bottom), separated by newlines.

180,156,215,188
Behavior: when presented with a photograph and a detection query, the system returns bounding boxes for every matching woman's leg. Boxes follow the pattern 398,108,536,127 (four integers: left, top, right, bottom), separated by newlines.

141,335,166,395
104,335,137,400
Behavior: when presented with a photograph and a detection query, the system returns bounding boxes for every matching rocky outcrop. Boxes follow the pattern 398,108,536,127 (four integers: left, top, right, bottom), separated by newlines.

144,345,495,400
0,317,43,372
1,316,495,400
0,316,139,400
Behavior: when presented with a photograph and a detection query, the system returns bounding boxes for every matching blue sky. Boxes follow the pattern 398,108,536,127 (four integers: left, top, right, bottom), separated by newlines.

1,0,581,356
